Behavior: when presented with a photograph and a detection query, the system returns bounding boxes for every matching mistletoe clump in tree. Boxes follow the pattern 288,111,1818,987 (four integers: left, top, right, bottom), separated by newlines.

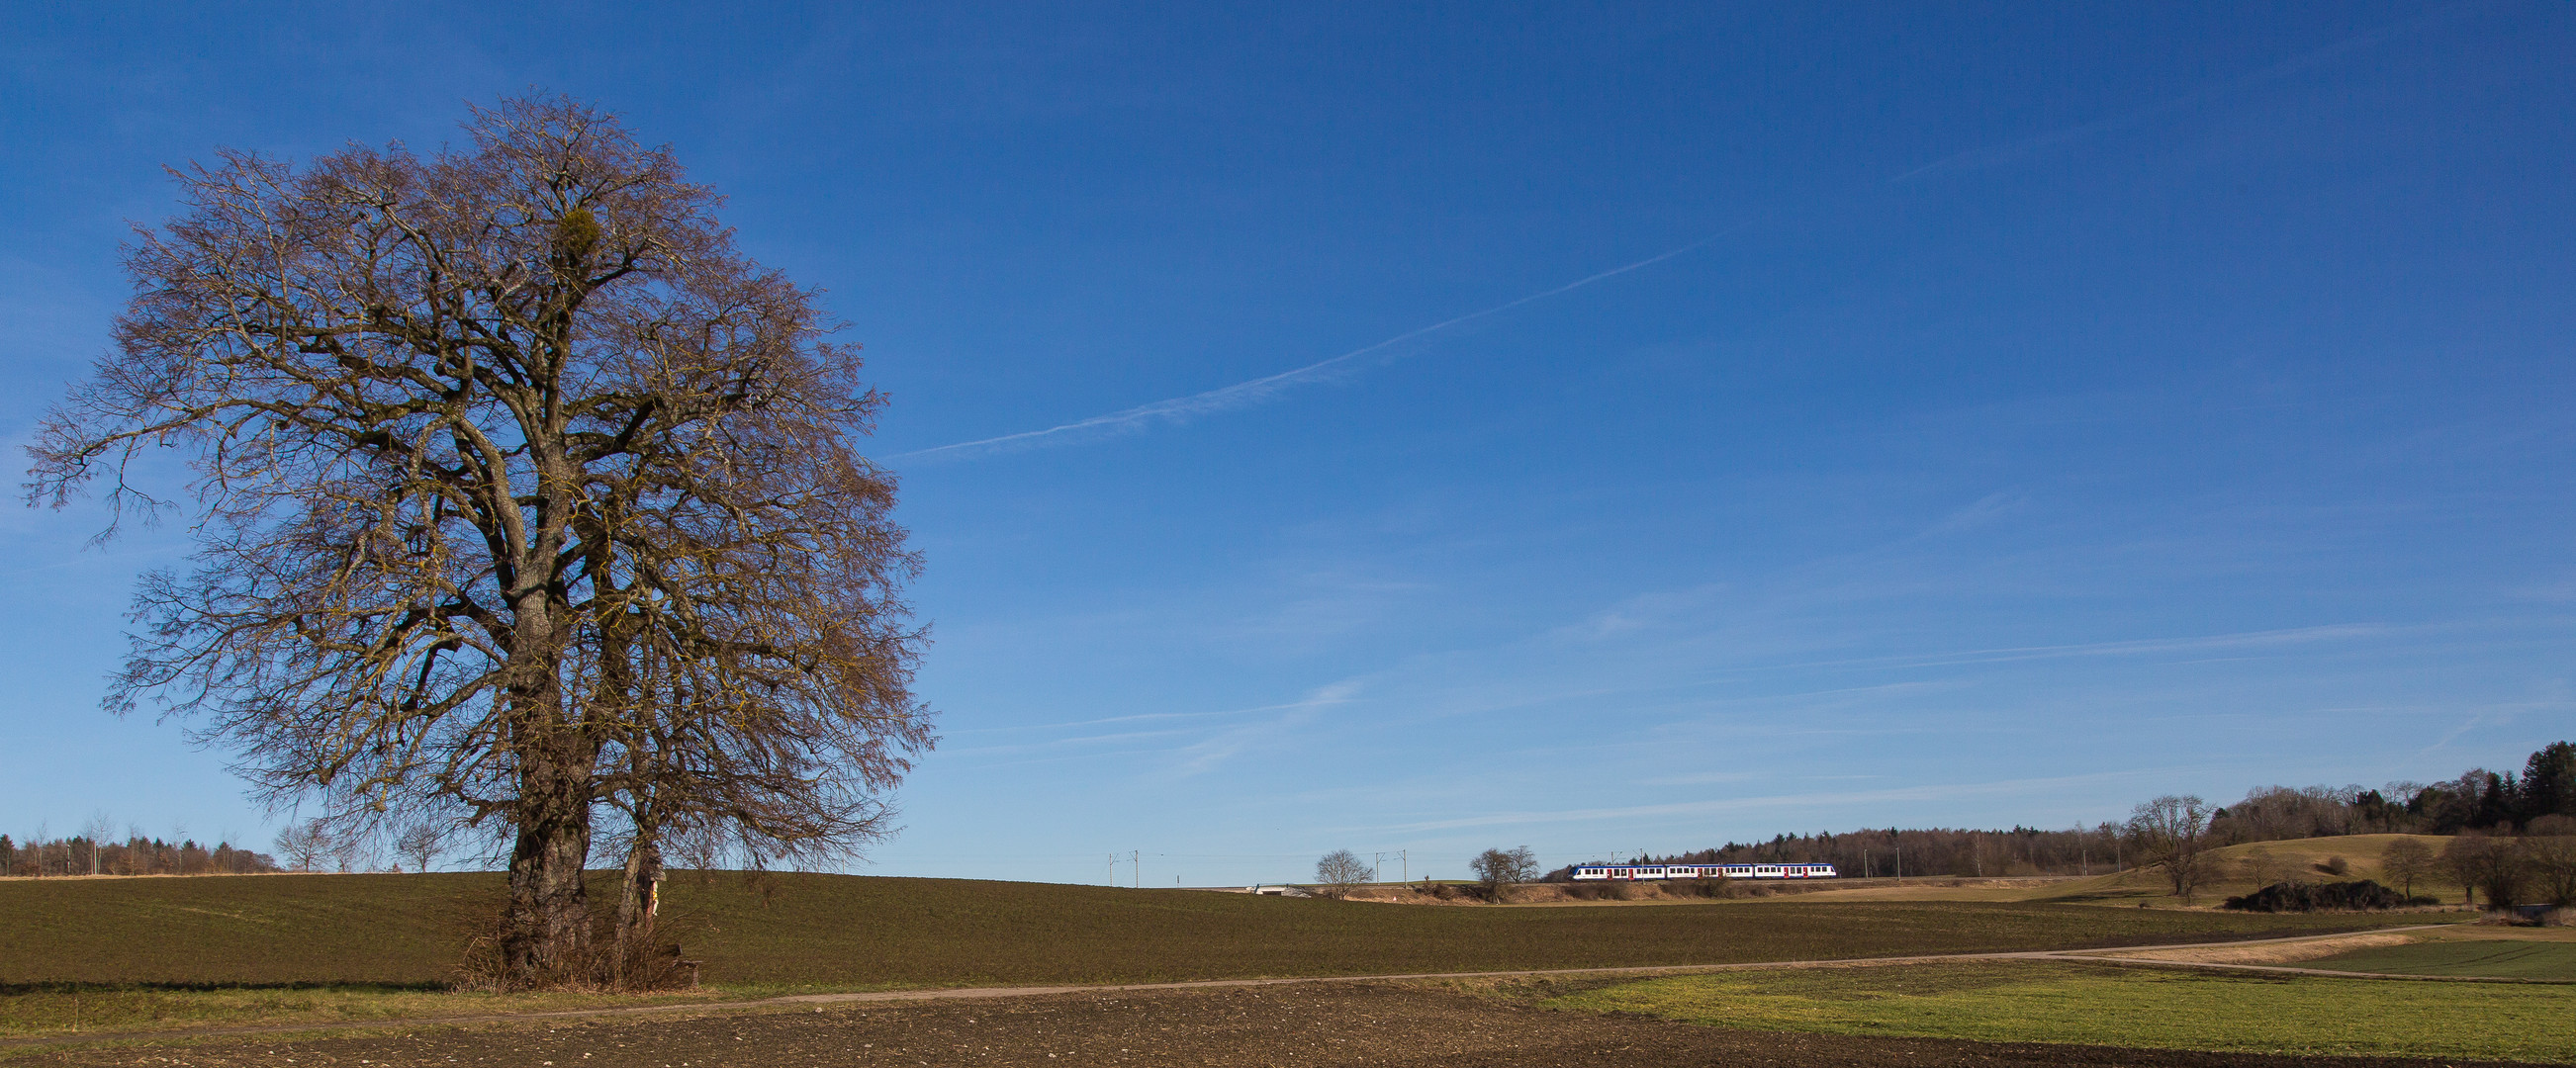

27,96,933,989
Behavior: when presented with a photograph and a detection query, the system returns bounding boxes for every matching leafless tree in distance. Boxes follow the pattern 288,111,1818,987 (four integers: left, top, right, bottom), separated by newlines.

2523,815,2576,907
273,820,334,872
1314,849,1373,899
27,95,932,988
2441,831,2524,909
1470,846,1538,902
394,822,445,873
2125,795,2214,902
2378,837,2434,900
2440,831,2491,905
82,813,116,876
2239,846,2278,889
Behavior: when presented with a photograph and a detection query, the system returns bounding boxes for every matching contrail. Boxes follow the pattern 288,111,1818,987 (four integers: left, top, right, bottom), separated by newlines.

893,233,1732,462
899,8,2462,465
1889,3,2463,184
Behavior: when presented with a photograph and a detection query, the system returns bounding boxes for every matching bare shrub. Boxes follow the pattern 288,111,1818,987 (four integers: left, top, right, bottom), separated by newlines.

1469,846,1539,902
2241,847,2278,887
2379,839,2435,900
456,906,699,993
2520,820,2576,907
2443,832,2526,909
1314,850,1374,900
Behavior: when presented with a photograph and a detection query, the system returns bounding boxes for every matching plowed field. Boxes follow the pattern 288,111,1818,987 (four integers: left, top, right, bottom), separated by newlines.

16,983,2547,1068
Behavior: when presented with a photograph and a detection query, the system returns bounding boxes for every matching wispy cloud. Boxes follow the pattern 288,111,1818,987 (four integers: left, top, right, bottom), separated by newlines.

1171,679,1361,775
941,680,1369,772
1890,5,2463,183
945,699,1321,736
893,9,2457,468
1920,490,2026,537
939,728,1199,758
1374,766,2191,835
1811,622,2398,672
893,234,1734,462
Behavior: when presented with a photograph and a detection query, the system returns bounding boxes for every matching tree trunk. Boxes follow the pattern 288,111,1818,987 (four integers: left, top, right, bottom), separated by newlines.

502,658,598,988
613,832,664,989
504,754,595,985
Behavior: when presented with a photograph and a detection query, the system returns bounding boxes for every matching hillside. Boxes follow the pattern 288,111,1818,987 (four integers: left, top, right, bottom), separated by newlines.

0,868,2436,989
1778,835,2464,906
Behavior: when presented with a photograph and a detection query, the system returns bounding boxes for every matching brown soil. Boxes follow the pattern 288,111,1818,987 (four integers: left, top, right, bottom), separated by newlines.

19,982,2543,1068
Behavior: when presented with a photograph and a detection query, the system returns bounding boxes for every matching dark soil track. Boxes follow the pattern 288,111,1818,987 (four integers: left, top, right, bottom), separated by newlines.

21,983,2546,1068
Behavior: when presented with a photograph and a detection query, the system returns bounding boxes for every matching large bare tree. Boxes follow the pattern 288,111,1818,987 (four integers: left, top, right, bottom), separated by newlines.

26,96,932,987
2125,794,2215,902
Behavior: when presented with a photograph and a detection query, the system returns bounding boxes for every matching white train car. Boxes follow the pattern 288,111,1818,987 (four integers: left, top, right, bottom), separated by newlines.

1569,862,1836,880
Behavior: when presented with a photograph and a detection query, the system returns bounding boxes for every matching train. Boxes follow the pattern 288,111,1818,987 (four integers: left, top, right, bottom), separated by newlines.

1568,862,1837,880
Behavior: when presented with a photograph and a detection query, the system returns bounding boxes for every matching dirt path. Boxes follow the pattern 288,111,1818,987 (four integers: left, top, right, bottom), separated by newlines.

0,924,2502,1055
16,981,2546,1068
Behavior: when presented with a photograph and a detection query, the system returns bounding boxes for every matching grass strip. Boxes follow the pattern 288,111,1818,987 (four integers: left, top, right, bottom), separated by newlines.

2301,939,2576,980
0,982,733,1041
1551,959,2576,1062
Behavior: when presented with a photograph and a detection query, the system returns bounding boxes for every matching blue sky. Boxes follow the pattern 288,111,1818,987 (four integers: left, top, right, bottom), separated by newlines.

3,2,2572,885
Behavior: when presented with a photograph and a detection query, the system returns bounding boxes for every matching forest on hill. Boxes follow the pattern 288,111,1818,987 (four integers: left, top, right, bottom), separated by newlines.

1564,740,2575,879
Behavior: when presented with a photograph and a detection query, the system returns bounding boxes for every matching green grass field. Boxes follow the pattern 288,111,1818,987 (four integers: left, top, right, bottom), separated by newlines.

2303,938,2576,979
1552,960,2576,1063
0,984,726,1042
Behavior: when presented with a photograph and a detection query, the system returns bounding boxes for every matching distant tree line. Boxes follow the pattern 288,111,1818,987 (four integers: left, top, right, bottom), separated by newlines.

0,829,278,877
1583,824,2133,881
1549,740,2574,882
2215,740,2576,841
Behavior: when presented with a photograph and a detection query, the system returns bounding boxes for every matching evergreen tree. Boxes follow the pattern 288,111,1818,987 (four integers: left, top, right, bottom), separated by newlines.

2523,742,2576,823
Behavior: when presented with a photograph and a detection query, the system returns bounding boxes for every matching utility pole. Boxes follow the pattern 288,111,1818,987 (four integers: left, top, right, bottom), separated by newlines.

1109,853,1116,886
1133,849,1141,889
1401,849,1408,883
1895,844,1901,883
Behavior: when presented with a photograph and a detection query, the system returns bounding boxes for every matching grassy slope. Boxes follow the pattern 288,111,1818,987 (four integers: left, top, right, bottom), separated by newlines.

1794,834,2470,907
2,870,2435,989
2304,938,2576,979
1553,960,2576,1063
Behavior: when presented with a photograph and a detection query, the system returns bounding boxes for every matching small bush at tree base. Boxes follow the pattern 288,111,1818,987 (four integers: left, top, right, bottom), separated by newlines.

454,905,703,993
2223,879,2434,913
